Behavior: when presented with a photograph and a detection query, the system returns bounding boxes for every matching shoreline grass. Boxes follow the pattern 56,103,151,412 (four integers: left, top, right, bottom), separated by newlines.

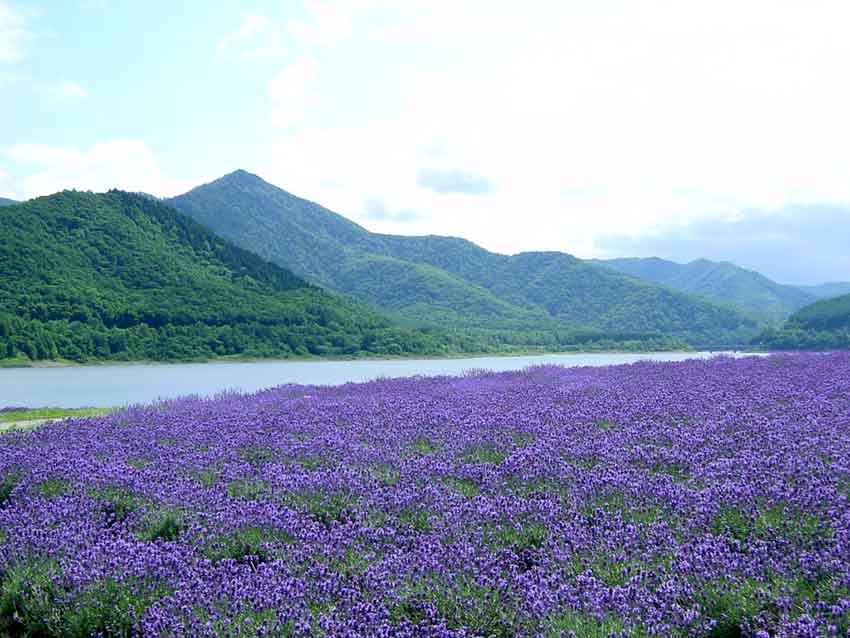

0,407,115,432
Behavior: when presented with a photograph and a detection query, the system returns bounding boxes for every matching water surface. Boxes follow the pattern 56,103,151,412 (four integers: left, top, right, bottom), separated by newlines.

1,352,752,408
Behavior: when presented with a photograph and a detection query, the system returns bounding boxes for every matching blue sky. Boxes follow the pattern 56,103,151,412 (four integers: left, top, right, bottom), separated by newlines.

2,0,850,284
1,1,304,187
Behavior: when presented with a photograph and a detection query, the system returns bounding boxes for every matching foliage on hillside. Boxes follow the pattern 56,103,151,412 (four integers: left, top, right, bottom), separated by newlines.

790,294,850,331
166,170,369,288
379,244,759,346
755,294,850,350
168,171,759,347
0,198,17,207
0,191,479,363
599,257,816,323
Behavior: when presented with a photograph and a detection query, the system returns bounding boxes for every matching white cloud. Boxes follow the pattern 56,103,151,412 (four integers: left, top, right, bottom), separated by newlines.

266,54,319,127
231,12,268,41
4,140,191,199
44,81,88,99
0,166,14,198
217,12,286,59
287,0,389,48
257,1,402,128
250,0,850,269
219,0,394,58
0,1,29,63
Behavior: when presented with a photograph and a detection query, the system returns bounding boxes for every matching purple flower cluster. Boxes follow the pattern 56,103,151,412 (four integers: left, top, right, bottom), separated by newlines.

2,354,850,637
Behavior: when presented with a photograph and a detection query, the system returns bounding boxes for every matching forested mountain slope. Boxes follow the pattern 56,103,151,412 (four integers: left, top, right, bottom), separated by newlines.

0,190,463,362
789,294,850,331
598,257,816,323
167,170,759,347
756,294,850,350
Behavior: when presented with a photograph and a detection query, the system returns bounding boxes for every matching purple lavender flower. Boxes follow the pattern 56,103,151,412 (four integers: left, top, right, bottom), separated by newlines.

1,353,849,636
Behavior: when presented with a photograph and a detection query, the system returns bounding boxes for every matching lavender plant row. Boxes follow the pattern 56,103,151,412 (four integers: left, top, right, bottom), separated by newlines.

2,354,850,637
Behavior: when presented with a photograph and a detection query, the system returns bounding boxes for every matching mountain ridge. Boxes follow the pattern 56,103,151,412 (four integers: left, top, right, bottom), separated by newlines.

597,256,819,323
167,170,759,347
0,190,463,362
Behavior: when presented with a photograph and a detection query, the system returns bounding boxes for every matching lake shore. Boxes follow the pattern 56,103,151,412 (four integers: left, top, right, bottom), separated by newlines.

0,345,734,370
1,351,762,411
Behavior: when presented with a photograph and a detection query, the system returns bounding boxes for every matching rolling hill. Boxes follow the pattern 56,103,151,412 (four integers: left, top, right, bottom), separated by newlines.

788,294,850,331
597,257,816,323
167,170,759,347
0,198,17,206
756,293,850,350
0,190,464,363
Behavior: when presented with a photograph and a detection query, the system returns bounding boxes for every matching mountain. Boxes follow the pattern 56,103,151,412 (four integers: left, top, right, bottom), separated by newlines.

0,190,463,363
167,170,759,347
597,257,816,323
789,294,850,331
756,294,850,350
795,282,850,300
0,198,17,206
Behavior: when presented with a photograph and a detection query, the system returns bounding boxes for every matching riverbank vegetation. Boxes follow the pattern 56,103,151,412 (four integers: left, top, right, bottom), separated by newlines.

0,407,115,432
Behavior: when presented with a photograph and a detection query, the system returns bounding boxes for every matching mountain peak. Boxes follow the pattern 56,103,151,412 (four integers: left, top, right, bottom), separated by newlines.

228,168,256,178
179,170,282,200
219,169,266,184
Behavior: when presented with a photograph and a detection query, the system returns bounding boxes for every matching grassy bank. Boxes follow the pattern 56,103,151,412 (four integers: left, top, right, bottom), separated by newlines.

0,407,115,432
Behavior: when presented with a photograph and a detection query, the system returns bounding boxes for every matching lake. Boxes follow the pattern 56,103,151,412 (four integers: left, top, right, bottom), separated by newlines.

1,351,755,408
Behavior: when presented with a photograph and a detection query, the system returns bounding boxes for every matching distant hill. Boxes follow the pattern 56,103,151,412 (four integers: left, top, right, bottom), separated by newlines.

0,191,462,363
0,198,17,207
789,294,850,331
167,170,759,347
597,257,816,323
756,294,850,350
794,282,850,300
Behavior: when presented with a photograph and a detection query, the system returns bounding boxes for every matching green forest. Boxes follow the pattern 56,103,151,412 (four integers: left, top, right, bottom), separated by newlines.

168,170,759,348
598,257,818,323
8,177,822,367
756,294,850,350
0,191,473,363
0,191,683,365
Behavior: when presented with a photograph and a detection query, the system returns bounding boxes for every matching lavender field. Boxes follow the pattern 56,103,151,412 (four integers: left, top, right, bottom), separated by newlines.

1,354,849,637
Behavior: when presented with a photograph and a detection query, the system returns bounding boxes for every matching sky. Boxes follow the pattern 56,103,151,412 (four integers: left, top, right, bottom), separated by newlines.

1,0,849,284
